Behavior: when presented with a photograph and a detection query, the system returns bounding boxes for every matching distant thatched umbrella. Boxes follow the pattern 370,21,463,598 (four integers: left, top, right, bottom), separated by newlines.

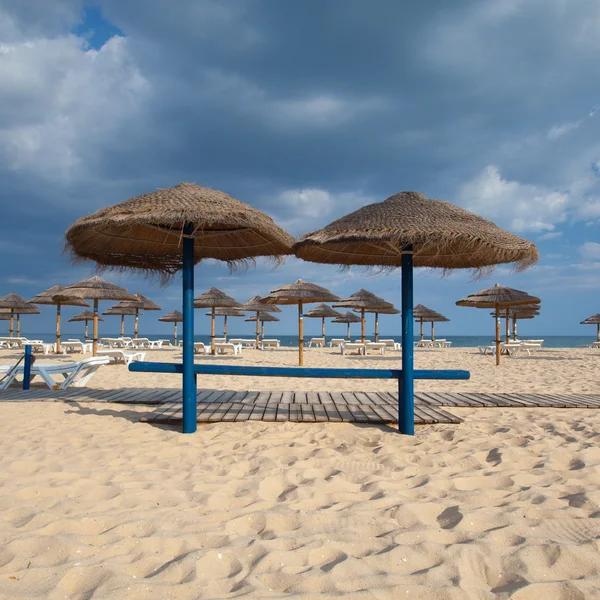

115,293,162,338
262,280,340,365
63,181,297,434
457,284,540,364
60,276,136,355
581,313,600,342
245,312,280,340
29,284,90,352
103,304,139,337
294,191,538,435
194,288,241,353
204,307,245,339
0,293,37,338
304,304,342,340
69,310,104,340
334,289,391,344
493,307,540,341
413,304,449,342
358,304,400,342
158,310,184,345
240,296,282,349
0,303,40,338
332,311,362,341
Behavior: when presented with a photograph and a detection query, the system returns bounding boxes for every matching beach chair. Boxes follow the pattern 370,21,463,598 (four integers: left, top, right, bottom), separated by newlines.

100,338,126,348
194,342,209,354
28,341,55,355
478,346,494,355
519,342,543,354
97,349,146,365
329,338,345,348
213,338,227,345
341,343,366,355
379,339,401,351
1,356,109,390
308,337,325,348
60,340,91,354
229,339,257,348
260,339,280,350
501,342,523,356
214,343,242,355
0,337,27,349
156,339,171,347
132,338,151,348
365,342,386,355
354,339,372,344
146,340,164,348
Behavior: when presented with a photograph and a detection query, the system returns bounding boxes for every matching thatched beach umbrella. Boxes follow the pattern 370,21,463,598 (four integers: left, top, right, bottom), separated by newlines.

304,304,342,341
68,310,104,340
158,310,183,345
103,304,138,337
457,284,540,365
494,304,540,342
0,304,40,338
115,293,162,338
332,311,362,341
60,276,136,356
64,182,296,434
413,304,449,342
581,313,600,342
262,280,340,366
29,284,90,353
240,295,282,349
359,304,400,342
334,289,391,344
294,191,538,435
194,288,241,353
0,293,36,338
204,307,246,339
245,312,280,340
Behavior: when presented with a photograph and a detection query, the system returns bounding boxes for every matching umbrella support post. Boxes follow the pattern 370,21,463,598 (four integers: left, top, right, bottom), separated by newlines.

9,309,13,338
513,316,517,341
361,309,365,344
495,311,501,366
299,301,304,367
224,316,228,340
85,321,89,341
22,344,32,391
210,308,216,355
505,314,510,343
261,322,265,340
321,317,325,340
400,249,415,435
255,313,260,349
420,319,423,341
347,323,351,341
120,315,125,338
375,313,379,343
134,309,139,339
56,304,61,354
16,314,20,338
92,300,99,357
182,223,197,434
597,323,599,343
174,322,178,346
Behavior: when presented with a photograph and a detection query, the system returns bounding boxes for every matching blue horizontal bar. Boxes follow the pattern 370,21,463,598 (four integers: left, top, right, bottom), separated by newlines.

129,362,470,381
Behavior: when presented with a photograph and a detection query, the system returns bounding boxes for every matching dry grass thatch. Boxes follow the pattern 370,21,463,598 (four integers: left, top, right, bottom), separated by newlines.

294,191,538,274
262,280,340,305
194,287,241,309
332,311,362,324
494,310,538,320
117,293,162,311
158,310,184,323
64,182,296,282
68,310,104,323
204,307,245,317
61,276,136,301
304,304,343,319
29,285,90,307
412,304,449,322
245,313,280,323
0,305,40,315
241,296,282,313
456,284,540,308
581,314,600,325
333,289,391,310
360,305,400,315
102,305,139,316
0,293,35,310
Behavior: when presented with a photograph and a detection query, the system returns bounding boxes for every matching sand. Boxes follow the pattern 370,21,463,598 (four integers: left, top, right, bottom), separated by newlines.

0,345,600,598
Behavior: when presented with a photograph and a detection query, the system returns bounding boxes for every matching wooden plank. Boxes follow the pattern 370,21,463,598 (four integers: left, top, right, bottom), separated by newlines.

359,403,384,422
217,390,237,404
248,403,267,421
279,404,293,422
322,403,343,422
414,406,435,424
197,389,217,403
203,390,227,403
354,391,373,404
197,402,222,420
318,392,333,404
140,402,173,422
312,403,329,422
342,392,360,405
376,391,397,406
255,391,271,405
221,403,244,422
369,404,396,423
301,404,316,422
332,402,354,421
329,391,346,404
269,392,283,405
294,392,307,404
346,405,369,422
307,392,320,404
240,391,259,405
364,392,385,406
280,391,293,404
208,403,233,422
261,404,278,422
234,402,255,421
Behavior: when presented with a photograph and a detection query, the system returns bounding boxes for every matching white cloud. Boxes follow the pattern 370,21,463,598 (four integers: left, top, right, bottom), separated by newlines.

547,120,582,140
537,231,563,240
579,241,600,261
458,165,569,232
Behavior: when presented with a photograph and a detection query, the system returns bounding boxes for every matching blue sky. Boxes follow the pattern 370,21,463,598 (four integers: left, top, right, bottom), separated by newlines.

1,0,600,338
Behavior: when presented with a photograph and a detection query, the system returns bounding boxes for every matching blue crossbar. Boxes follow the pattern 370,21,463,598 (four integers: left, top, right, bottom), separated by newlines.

129,362,469,381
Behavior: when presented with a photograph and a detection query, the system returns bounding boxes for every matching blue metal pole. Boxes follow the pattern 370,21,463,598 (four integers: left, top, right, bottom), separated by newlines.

400,247,414,435
182,222,196,434
23,344,32,390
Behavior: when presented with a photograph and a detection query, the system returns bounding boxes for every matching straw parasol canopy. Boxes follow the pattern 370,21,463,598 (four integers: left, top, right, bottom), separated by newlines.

294,191,538,272
103,304,139,337
194,288,241,353
581,313,600,342
304,304,343,339
356,304,401,342
493,308,539,341
262,280,340,365
0,304,40,338
204,307,245,339
0,293,37,338
332,311,362,341
115,293,162,338
457,284,541,364
60,276,136,355
240,295,282,348
245,312,280,340
413,304,449,342
69,310,104,340
29,284,91,352
158,309,184,345
334,289,391,343
64,182,296,279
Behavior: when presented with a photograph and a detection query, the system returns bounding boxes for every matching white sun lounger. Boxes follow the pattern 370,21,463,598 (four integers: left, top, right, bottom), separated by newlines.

213,338,227,345
100,338,127,348
260,339,280,350
341,343,366,355
194,342,209,354
214,343,242,355
0,356,110,390
97,350,146,365
229,339,256,348
329,338,345,348
379,339,401,351
60,340,92,354
478,346,495,355
308,337,325,348
365,342,386,355
28,342,55,355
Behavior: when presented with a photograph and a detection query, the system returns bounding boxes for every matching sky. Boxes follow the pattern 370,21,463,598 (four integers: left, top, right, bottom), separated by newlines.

1,0,600,338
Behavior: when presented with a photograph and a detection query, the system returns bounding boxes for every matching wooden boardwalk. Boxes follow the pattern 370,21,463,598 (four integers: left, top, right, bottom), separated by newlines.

1,387,600,426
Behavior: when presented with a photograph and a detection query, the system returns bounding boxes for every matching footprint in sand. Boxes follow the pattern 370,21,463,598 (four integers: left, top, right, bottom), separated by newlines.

486,448,502,466
560,492,588,508
436,506,463,529
569,458,585,470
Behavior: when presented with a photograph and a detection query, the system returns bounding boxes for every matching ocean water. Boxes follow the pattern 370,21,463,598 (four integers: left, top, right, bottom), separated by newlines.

7,332,597,349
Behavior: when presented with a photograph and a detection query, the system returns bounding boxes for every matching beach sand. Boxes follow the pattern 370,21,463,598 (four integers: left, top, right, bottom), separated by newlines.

0,346,599,598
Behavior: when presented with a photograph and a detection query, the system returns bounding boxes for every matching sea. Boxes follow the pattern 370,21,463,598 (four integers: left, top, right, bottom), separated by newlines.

7,333,596,349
